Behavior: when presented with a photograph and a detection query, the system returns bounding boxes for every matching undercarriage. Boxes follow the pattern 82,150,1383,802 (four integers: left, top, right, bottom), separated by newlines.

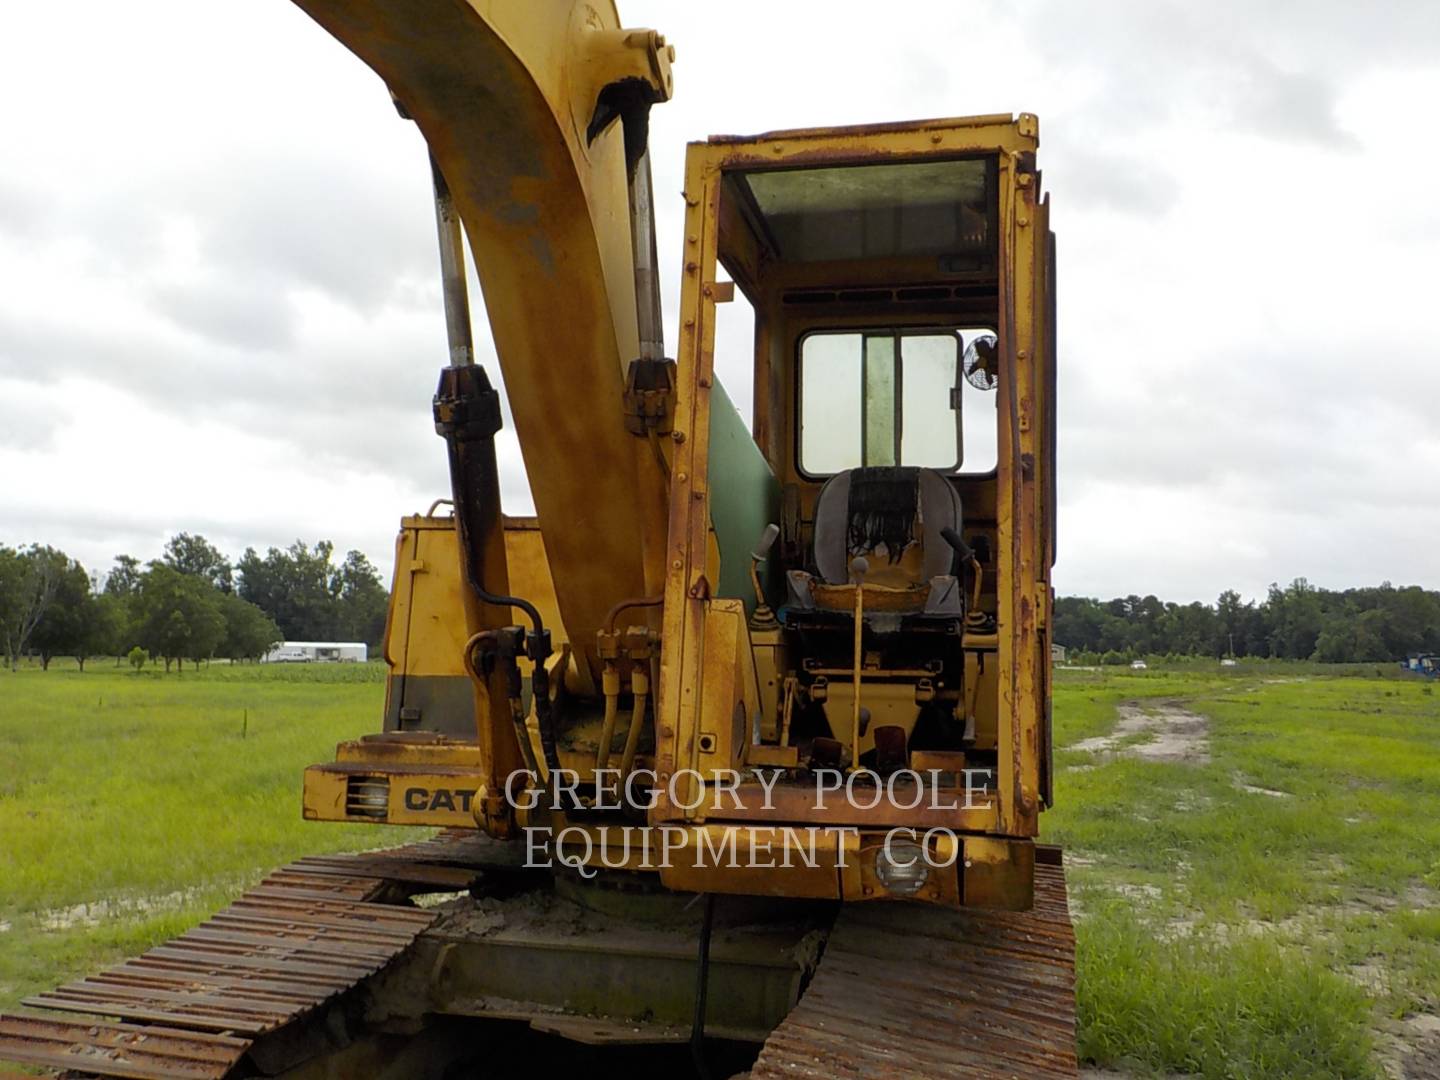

0,832,1075,1079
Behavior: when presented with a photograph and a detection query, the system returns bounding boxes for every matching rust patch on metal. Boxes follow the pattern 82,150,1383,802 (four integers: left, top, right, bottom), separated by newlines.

751,856,1077,1079
707,113,1019,144
0,1015,248,1079
0,833,494,1079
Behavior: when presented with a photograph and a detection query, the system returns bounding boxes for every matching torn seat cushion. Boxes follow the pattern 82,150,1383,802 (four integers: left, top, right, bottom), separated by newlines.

787,466,964,617
812,467,962,585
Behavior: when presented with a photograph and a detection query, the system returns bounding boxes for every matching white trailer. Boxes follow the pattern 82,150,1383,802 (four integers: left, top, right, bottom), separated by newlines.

262,641,368,663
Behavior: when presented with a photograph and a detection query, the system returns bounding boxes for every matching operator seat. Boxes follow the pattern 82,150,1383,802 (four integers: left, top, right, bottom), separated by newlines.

786,466,964,616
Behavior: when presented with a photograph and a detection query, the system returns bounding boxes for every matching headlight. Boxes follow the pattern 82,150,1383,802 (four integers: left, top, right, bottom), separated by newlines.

874,840,930,897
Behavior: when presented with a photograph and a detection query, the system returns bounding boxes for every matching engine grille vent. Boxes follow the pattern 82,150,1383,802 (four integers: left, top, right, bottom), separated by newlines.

345,775,389,820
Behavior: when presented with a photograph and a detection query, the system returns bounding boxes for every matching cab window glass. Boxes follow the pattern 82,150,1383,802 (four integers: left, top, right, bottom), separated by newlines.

798,333,863,474
799,329,998,475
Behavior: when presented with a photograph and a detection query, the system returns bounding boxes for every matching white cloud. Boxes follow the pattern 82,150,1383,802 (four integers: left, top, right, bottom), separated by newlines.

1,0,1437,605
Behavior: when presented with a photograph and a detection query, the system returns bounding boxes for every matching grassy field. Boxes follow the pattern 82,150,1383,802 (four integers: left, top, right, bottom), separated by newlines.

1046,666,1440,1079
1,661,1437,1077
0,660,427,1018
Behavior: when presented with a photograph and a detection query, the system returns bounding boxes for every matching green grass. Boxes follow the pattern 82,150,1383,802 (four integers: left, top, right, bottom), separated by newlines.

1045,667,1440,1077
0,660,427,1013
1078,905,1374,1079
3,659,1436,1076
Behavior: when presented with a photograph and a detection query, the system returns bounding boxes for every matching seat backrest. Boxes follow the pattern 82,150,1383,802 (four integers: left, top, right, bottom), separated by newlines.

812,467,961,586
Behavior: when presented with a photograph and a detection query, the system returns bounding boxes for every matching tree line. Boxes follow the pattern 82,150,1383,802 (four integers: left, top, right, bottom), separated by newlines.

9,538,1433,671
0,534,389,672
1055,579,1440,664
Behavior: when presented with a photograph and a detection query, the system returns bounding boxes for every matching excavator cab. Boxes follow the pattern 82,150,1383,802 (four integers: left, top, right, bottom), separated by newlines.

640,118,1058,909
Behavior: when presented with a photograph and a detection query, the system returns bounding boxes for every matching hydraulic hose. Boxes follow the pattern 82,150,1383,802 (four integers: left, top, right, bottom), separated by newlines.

619,664,649,776
690,893,716,1080
604,594,663,634
529,657,562,793
597,661,621,769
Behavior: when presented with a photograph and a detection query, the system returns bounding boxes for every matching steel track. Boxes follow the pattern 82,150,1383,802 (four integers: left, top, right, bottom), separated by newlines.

751,851,1077,1079
0,833,491,1079
0,836,1077,1079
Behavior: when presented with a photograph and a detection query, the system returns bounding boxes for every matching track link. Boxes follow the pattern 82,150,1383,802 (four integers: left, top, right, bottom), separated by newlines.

751,852,1077,1079
0,833,490,1079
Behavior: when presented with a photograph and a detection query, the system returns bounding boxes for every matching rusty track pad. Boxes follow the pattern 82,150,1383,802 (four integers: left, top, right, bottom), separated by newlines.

751,858,1077,1079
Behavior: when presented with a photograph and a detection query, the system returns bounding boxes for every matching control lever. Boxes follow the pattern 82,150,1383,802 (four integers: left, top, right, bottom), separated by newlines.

941,528,987,629
940,527,973,564
747,523,781,631
849,556,868,771
752,522,781,561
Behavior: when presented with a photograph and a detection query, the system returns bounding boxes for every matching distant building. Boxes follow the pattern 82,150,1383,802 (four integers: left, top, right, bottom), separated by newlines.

262,641,368,663
1051,643,1067,665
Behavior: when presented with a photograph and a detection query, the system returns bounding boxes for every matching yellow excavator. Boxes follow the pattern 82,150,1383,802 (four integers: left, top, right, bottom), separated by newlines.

0,2,1070,1077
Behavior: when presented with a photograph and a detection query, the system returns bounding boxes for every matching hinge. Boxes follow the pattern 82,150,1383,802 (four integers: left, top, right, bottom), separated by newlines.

706,280,735,303
623,357,677,436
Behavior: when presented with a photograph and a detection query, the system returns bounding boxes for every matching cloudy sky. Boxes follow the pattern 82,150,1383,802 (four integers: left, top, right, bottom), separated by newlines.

2,1,1437,603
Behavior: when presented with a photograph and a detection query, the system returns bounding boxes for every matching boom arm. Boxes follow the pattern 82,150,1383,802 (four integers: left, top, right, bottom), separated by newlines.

290,0,675,682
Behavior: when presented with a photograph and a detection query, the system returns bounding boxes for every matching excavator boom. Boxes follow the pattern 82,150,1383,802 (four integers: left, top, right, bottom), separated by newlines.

292,0,675,682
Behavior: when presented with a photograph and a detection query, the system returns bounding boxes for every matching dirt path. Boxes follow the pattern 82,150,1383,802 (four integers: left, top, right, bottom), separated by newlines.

35,888,205,931
1070,700,1211,765
1382,1015,1440,1080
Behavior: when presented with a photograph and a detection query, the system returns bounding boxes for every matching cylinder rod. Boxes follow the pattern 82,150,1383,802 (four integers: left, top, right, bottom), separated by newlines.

431,154,474,366
628,147,664,362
